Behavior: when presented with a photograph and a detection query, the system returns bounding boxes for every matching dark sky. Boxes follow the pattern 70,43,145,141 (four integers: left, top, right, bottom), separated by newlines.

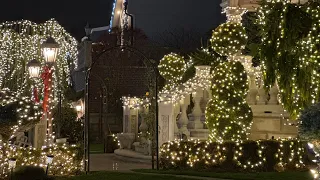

0,0,223,41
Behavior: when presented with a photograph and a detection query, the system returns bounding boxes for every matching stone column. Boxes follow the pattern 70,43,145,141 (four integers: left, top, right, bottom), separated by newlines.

189,88,204,129
257,80,268,105
178,95,190,137
246,72,258,105
269,81,279,105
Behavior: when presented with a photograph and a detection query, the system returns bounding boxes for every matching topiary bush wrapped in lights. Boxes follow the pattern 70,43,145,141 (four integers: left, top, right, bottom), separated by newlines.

210,22,248,56
158,53,187,85
160,139,306,172
205,61,252,142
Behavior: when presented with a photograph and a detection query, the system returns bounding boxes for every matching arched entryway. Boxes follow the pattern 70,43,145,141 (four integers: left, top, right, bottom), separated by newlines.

84,45,159,172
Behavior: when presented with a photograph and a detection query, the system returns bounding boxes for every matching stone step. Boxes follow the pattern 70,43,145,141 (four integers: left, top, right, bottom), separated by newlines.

189,129,209,140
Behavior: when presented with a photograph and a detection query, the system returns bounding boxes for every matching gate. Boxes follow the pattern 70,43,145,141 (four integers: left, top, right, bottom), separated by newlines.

84,45,159,172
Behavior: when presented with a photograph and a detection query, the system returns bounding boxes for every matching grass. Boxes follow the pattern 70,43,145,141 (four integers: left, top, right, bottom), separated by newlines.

133,169,314,180
55,171,196,180
89,143,104,154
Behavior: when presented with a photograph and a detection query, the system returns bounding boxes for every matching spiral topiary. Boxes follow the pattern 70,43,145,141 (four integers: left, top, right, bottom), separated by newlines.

210,22,248,56
158,53,186,83
205,61,252,142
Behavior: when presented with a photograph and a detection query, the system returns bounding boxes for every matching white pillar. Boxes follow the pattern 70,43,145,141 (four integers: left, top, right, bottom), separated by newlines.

122,98,139,140
158,101,175,147
178,95,190,137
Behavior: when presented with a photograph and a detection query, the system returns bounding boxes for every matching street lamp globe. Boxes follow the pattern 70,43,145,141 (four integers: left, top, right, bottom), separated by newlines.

46,155,54,165
27,59,41,78
41,37,60,65
75,105,82,112
8,158,16,169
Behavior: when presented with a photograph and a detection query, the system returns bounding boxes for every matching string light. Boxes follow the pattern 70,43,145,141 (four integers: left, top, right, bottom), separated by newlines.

160,138,305,171
210,21,248,57
121,96,150,109
206,61,253,143
0,19,78,146
158,53,187,85
0,142,82,178
0,88,42,140
159,66,211,103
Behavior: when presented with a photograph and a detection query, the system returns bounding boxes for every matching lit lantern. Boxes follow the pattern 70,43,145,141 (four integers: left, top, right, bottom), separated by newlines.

41,37,60,65
75,105,82,112
46,155,54,165
8,158,16,169
27,59,41,78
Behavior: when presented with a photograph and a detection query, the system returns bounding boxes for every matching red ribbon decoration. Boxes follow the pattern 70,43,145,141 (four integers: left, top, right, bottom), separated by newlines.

33,87,39,103
41,66,52,113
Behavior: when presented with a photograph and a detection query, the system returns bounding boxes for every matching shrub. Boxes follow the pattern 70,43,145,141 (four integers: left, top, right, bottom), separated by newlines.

210,22,248,56
299,102,320,142
160,139,306,172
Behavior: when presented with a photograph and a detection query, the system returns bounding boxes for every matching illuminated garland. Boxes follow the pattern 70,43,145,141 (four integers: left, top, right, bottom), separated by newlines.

0,88,42,140
158,53,187,85
159,66,211,103
0,143,82,178
160,138,305,171
206,61,253,143
121,96,150,109
210,22,248,56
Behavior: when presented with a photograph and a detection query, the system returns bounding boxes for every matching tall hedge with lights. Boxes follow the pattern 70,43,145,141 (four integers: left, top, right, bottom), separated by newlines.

257,1,320,120
206,61,252,142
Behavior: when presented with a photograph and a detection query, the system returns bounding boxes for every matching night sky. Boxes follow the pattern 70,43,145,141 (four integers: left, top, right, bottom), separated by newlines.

0,0,223,41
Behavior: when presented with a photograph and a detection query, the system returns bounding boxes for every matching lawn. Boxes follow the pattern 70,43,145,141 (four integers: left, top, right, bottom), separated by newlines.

55,171,196,180
133,169,313,180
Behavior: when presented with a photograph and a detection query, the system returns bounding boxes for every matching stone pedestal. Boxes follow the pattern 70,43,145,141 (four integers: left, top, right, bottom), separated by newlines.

117,133,135,149
249,105,298,140
33,119,47,149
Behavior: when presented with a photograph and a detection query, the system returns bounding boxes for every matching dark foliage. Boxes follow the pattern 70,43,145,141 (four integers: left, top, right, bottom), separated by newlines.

12,166,47,180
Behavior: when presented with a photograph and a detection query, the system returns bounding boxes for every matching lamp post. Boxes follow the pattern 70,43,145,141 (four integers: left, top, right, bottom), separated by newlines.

41,37,60,146
27,37,60,147
8,158,16,180
45,155,54,175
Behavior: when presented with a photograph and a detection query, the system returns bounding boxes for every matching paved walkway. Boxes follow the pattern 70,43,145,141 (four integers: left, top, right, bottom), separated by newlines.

89,153,229,180
90,153,152,171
